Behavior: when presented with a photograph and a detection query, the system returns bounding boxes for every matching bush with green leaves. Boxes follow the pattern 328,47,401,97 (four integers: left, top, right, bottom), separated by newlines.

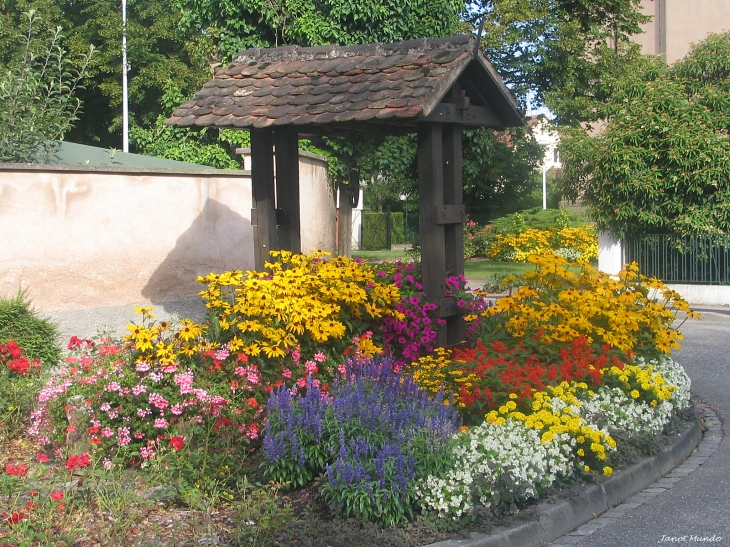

0,289,61,366
559,32,730,237
0,10,94,163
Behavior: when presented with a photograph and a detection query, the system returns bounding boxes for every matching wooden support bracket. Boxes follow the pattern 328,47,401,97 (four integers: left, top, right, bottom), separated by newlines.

432,205,466,225
420,103,501,127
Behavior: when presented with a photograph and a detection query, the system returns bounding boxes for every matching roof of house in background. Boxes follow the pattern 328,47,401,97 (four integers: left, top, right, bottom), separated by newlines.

44,141,212,169
166,35,524,136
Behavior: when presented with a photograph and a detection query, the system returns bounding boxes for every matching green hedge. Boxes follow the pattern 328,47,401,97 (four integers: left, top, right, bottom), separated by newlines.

362,212,405,250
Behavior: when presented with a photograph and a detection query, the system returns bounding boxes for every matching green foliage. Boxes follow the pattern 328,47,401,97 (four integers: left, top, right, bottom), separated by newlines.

362,212,405,250
559,33,730,237
470,0,649,114
229,478,297,546
0,1,216,149
176,0,463,60
462,126,545,218
0,289,61,366
129,82,250,168
65,0,215,148
0,10,94,163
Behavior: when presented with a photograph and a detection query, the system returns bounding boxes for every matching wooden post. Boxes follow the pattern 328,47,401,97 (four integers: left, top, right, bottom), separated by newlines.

275,126,301,253
250,128,277,270
418,123,447,347
443,123,466,344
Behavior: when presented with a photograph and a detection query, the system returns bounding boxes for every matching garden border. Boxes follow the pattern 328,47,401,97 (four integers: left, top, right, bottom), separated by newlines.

425,402,709,547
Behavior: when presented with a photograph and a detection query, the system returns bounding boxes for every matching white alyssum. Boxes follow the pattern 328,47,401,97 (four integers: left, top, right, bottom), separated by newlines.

416,420,575,518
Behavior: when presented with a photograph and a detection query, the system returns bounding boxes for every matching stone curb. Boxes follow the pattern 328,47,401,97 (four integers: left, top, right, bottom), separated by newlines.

425,403,713,547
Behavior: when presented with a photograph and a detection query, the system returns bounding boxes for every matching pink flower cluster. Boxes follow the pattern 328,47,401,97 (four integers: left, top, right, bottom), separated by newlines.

30,337,231,457
377,262,441,366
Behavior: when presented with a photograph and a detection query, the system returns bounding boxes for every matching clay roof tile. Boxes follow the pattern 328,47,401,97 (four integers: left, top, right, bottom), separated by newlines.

166,35,523,133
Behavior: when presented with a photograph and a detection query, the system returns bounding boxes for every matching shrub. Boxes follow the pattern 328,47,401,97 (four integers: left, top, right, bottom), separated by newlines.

263,355,460,526
0,289,61,366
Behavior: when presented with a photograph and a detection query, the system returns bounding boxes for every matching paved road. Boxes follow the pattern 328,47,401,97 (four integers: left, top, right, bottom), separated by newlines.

559,310,730,546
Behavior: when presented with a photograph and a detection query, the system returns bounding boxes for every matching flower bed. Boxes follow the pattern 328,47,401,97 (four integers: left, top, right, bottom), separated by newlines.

465,209,598,263
0,251,698,545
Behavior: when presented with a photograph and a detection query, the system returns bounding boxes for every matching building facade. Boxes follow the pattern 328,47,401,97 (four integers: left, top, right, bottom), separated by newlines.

633,0,730,63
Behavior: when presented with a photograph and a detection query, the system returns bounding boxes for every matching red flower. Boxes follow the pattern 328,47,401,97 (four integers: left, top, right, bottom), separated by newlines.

50,491,64,501
8,357,30,374
2,511,28,524
5,463,29,477
213,417,231,432
169,436,185,451
246,397,259,408
5,340,22,359
66,453,91,470
36,453,50,463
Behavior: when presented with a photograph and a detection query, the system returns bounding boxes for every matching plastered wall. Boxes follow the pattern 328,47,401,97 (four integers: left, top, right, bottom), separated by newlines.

0,154,334,313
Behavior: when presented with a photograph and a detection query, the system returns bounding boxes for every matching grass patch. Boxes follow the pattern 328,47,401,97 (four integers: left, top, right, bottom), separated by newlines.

352,249,412,262
351,251,535,287
463,260,534,281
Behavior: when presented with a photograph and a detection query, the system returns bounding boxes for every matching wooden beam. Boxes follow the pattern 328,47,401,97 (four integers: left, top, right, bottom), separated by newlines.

443,123,466,344
251,128,277,269
274,126,301,253
419,103,502,128
418,123,447,347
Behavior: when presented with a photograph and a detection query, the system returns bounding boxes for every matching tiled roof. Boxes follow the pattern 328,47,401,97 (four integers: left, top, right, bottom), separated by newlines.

167,35,523,134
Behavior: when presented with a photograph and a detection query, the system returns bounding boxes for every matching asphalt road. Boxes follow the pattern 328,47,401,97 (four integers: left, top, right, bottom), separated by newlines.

558,310,730,547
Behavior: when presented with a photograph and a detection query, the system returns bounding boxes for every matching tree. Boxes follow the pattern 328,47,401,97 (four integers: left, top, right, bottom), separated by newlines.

462,126,545,218
558,33,730,237
0,11,94,162
129,82,250,169
0,0,216,149
468,0,650,119
176,0,465,60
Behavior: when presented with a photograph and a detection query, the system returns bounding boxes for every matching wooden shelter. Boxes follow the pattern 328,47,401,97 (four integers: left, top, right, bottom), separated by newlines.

167,35,524,345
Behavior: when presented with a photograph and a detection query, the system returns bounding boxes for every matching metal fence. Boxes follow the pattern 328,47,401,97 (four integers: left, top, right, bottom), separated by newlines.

624,234,730,285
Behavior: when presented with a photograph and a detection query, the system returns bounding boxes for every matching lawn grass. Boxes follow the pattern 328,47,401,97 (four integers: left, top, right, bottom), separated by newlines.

352,249,414,262
352,249,535,284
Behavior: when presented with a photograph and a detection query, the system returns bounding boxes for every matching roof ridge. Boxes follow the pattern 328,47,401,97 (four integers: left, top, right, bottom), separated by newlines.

233,35,474,64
